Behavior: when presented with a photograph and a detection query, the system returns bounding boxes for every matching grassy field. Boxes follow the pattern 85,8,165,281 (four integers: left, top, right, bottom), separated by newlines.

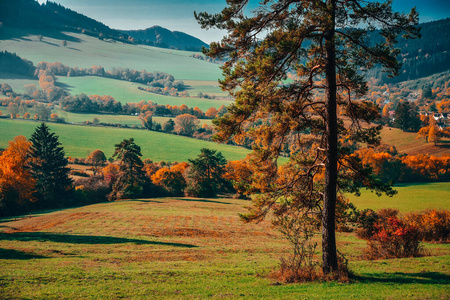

56,76,232,110
54,110,213,127
183,80,230,98
1,27,222,81
380,126,449,157
0,72,40,93
0,189,448,299
348,182,450,213
0,118,248,162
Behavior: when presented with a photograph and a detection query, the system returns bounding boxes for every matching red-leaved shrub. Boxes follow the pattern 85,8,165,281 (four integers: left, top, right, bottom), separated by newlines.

362,209,424,259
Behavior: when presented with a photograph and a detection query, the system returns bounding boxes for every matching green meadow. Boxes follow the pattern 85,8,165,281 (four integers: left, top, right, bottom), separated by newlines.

348,182,450,213
0,27,222,81
0,119,248,162
56,76,232,110
0,192,448,299
0,73,40,93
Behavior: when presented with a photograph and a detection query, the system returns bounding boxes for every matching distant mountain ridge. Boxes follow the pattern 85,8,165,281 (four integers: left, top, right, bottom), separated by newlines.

122,27,208,51
0,0,207,51
0,0,127,41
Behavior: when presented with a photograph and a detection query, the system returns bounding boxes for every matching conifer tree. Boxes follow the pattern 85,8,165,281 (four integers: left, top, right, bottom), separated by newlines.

28,123,72,208
109,138,149,200
186,148,228,198
196,0,419,275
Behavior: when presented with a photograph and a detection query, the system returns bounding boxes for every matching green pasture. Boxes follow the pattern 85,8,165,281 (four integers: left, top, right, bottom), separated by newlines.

0,106,213,128
348,182,450,213
0,195,448,299
183,80,230,98
56,110,212,127
56,76,232,110
0,73,39,93
0,27,221,81
0,118,248,161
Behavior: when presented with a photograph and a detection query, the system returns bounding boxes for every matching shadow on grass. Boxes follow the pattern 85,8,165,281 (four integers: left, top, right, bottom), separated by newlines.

0,248,47,260
41,40,61,47
55,81,74,90
353,272,450,285
123,199,163,203
67,47,81,52
0,28,83,43
0,232,197,248
177,198,232,205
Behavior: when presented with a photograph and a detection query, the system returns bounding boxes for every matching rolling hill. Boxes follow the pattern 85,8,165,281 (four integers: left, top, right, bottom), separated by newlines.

122,26,208,51
0,119,249,162
0,0,208,52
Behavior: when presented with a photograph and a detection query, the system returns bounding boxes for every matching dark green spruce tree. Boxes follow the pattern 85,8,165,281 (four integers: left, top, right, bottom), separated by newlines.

109,138,149,200
394,101,422,132
186,148,229,198
28,122,72,208
196,0,419,275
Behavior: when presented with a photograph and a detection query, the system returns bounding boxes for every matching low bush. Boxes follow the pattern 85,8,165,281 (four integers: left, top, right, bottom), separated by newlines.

360,209,425,259
404,209,450,243
74,175,110,204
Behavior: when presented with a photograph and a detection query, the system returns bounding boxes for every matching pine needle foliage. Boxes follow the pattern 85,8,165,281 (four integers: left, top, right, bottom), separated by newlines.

196,0,419,275
27,123,72,208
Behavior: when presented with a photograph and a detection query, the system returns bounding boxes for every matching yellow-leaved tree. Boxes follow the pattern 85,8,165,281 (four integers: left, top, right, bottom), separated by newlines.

0,135,36,215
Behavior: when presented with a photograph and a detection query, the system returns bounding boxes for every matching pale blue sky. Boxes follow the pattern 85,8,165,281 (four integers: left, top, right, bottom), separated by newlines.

38,0,449,43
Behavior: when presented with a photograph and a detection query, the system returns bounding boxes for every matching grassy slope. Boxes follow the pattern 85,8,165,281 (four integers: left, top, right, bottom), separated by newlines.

0,27,222,81
380,126,450,157
0,73,39,93
0,194,448,299
56,76,232,110
348,182,450,213
0,119,248,162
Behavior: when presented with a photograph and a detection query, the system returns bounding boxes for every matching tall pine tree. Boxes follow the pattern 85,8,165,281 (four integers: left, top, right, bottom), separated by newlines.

28,123,72,208
196,0,419,275
109,138,149,200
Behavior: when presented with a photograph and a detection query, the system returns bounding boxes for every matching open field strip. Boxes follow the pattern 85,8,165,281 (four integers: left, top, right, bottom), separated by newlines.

183,80,230,98
0,106,214,127
0,194,448,299
56,76,232,110
347,182,450,213
0,119,249,161
0,73,39,93
0,28,222,81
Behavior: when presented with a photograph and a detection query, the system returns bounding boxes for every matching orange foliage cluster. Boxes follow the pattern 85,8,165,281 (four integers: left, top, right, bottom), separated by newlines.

223,159,254,197
404,209,450,242
353,146,450,182
151,163,189,196
0,136,36,214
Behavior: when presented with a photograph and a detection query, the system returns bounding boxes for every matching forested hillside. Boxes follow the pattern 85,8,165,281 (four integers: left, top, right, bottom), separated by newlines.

0,0,126,41
367,18,450,84
0,0,207,51
122,26,208,51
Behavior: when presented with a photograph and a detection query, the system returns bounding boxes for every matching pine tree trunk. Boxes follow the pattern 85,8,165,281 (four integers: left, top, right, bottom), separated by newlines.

322,0,338,275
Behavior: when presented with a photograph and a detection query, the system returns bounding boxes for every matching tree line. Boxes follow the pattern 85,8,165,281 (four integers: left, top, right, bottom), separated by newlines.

0,123,240,217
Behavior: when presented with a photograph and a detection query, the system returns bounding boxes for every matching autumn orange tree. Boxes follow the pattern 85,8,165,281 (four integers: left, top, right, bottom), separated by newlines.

87,150,107,175
174,113,200,136
197,0,419,276
0,136,36,215
151,162,188,196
